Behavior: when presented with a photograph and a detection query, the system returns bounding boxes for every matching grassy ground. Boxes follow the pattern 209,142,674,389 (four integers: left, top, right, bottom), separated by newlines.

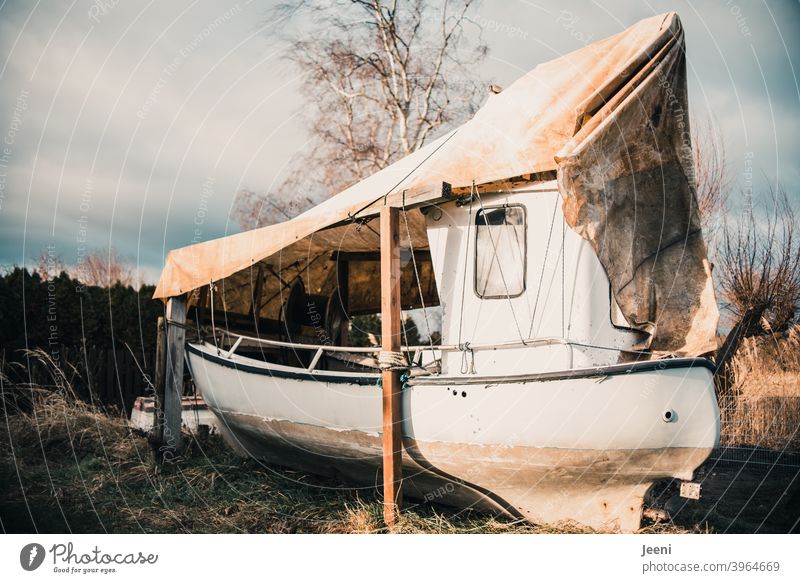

4,327,800,536
4,392,797,534
1,391,601,534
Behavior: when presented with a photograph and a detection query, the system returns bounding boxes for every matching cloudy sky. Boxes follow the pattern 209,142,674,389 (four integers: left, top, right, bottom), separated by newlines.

0,0,798,283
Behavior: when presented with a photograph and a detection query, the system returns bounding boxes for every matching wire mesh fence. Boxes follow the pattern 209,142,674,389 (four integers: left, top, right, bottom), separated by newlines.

715,395,800,469
718,395,800,450
710,445,800,469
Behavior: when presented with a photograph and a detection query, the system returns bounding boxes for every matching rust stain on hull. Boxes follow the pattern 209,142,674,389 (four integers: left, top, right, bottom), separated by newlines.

213,410,711,532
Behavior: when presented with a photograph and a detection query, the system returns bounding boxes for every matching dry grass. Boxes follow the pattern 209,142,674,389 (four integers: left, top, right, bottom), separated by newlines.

719,325,800,449
1,388,613,534
4,343,797,534
729,325,800,397
719,396,800,449
0,348,646,534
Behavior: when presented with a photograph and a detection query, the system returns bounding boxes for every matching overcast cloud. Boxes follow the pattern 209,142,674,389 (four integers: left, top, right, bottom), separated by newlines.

0,0,798,283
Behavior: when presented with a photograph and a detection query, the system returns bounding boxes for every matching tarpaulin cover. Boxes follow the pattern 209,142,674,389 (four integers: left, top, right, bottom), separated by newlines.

555,19,719,356
154,12,718,356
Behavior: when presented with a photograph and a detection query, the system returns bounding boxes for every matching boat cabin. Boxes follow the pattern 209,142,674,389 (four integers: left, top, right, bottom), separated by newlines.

177,176,644,382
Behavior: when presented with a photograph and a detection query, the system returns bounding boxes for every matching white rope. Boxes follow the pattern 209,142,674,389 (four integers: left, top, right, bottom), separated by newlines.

378,350,408,371
527,193,559,338
459,342,476,375
456,187,474,349
401,196,435,350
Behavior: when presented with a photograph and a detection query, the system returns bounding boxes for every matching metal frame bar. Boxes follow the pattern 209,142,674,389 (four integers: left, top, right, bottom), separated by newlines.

213,327,571,358
307,347,325,371
167,318,647,362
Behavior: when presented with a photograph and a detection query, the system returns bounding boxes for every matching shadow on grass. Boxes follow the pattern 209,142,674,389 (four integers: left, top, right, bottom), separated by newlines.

5,391,795,534
0,391,587,534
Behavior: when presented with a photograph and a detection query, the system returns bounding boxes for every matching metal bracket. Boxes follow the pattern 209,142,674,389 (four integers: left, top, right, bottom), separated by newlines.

679,481,701,500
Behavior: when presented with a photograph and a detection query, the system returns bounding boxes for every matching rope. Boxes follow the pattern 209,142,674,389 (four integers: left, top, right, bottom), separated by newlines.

456,186,474,349
209,282,220,354
347,129,460,222
378,350,408,371
562,214,566,338
459,342,476,375
527,193,559,338
401,195,435,351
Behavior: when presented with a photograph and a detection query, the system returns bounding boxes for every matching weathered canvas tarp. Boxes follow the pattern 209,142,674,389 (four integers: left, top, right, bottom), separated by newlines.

154,13,682,300
555,21,718,356
153,12,718,356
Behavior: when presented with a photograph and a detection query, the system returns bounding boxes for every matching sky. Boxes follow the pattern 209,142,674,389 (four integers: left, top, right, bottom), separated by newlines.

0,0,798,284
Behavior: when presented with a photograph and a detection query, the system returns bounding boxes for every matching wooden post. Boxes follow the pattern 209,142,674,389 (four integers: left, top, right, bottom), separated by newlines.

162,296,186,461
380,206,403,526
152,316,167,461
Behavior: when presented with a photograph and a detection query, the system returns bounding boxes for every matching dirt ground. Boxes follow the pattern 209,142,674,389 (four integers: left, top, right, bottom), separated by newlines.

647,458,800,534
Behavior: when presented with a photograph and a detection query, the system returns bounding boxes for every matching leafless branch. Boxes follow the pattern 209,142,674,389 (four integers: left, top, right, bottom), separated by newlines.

233,0,487,229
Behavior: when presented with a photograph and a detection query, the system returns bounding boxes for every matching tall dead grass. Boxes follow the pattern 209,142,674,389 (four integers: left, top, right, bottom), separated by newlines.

2,387,607,533
719,325,800,449
3,351,591,533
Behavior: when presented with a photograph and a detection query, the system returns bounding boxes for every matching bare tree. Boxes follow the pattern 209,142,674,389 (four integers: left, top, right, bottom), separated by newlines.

34,247,68,281
76,248,138,288
33,247,140,287
714,186,800,390
233,0,488,229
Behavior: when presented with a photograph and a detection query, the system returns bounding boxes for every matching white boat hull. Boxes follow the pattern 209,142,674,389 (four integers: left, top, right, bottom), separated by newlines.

186,342,719,531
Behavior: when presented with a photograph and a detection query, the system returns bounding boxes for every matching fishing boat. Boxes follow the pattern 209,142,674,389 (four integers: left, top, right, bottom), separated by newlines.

154,12,720,531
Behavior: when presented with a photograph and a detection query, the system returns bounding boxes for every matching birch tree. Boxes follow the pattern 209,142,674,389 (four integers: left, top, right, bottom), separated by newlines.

234,0,487,229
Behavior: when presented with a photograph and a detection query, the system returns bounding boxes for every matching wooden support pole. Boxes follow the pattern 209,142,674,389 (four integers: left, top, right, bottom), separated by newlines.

151,316,167,461
162,295,186,462
380,206,403,526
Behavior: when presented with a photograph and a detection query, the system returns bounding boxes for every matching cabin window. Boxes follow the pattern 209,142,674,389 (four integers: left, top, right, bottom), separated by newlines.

474,205,526,298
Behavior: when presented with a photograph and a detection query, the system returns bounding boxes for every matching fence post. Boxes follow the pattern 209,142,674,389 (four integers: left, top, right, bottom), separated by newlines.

161,297,186,462
151,316,167,462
